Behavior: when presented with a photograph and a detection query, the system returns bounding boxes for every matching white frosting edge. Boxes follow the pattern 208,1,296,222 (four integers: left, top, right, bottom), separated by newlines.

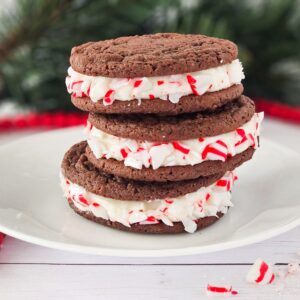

60,171,236,233
66,59,244,105
87,112,264,170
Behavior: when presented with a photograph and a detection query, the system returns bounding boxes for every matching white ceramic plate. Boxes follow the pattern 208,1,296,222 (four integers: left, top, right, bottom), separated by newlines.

0,127,299,257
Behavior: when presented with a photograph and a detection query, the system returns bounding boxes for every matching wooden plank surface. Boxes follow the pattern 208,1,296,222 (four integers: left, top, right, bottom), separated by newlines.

1,264,299,300
1,228,300,264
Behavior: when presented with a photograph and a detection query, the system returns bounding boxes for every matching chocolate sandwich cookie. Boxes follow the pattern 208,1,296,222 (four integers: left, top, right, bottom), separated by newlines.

70,33,238,78
69,200,224,234
71,84,243,115
62,141,225,201
61,32,264,235
85,145,255,182
89,95,255,142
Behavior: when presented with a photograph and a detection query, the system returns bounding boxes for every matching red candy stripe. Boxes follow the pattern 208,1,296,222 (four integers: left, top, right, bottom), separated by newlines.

269,273,275,284
216,140,227,148
165,200,173,204
160,207,168,214
152,142,168,147
134,79,143,88
236,128,246,137
157,80,164,85
186,74,199,95
78,195,88,205
120,148,128,158
172,141,190,154
256,261,269,283
227,180,231,191
202,145,227,160
216,179,227,187
205,193,211,201
103,89,115,104
235,136,248,147
207,285,238,295
86,85,91,97
71,80,83,89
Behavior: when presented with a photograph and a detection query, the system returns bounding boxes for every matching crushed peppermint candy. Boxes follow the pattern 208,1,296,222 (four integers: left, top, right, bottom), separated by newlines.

87,113,263,170
246,258,276,285
66,59,245,105
206,285,238,296
60,171,235,233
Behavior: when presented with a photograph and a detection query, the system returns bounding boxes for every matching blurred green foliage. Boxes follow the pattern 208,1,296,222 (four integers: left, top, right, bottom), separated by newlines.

0,0,299,111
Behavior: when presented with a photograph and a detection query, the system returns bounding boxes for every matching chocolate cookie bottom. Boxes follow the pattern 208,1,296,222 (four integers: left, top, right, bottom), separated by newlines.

71,84,243,115
68,200,224,234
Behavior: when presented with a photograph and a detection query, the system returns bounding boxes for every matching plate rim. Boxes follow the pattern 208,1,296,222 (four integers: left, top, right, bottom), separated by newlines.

0,217,300,257
0,128,300,257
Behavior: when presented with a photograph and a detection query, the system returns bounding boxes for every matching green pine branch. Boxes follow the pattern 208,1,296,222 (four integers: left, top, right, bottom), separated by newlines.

0,0,72,63
0,0,299,110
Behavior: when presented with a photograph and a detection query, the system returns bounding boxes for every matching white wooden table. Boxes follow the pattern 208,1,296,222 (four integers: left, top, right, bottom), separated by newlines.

1,118,300,300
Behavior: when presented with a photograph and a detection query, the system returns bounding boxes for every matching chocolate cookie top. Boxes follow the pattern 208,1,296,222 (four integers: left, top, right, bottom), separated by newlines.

70,33,238,78
61,141,224,201
89,95,255,142
72,84,243,115
85,145,254,182
69,201,223,234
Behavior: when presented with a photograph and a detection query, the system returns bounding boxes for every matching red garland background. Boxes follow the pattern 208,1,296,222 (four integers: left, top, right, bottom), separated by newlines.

0,99,299,132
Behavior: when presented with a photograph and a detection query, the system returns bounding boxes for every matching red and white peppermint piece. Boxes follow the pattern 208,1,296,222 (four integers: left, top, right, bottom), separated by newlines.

86,85,91,97
71,80,83,89
78,194,89,206
202,142,228,161
165,199,173,204
69,80,87,97
139,215,159,225
149,144,172,169
120,148,129,158
206,285,238,296
172,141,190,155
103,89,115,105
186,74,199,95
133,79,143,88
246,258,276,285
216,174,235,192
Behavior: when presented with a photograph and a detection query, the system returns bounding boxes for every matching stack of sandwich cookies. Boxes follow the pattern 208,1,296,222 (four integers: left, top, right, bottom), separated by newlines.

61,33,263,234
